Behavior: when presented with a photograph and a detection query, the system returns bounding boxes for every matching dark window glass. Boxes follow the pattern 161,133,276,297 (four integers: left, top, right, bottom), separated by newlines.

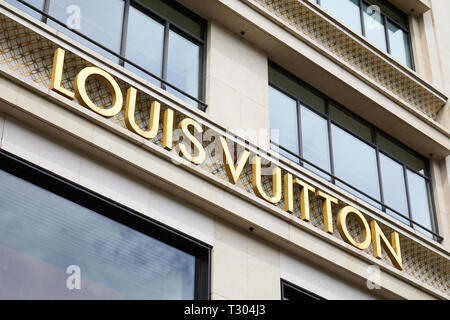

407,170,433,238
379,154,409,225
269,64,326,114
362,2,387,51
166,29,201,107
330,103,373,142
332,124,381,208
321,0,362,33
0,154,211,299
377,133,425,173
269,86,299,162
300,105,331,180
281,280,323,300
125,5,165,86
5,0,44,20
47,0,124,63
387,21,412,68
138,0,203,39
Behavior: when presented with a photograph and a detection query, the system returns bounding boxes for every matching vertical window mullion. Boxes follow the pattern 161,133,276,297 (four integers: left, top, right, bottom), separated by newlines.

42,0,50,23
426,179,439,242
403,165,414,229
326,99,335,184
384,14,391,54
374,130,385,212
161,21,170,90
359,0,366,37
297,100,304,167
119,0,131,67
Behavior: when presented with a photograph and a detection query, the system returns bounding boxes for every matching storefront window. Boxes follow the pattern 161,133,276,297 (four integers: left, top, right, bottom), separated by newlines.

0,153,210,299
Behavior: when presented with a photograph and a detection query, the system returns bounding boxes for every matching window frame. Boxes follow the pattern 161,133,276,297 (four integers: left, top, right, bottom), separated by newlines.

0,149,211,300
268,62,440,242
316,0,415,70
9,0,208,111
281,280,324,300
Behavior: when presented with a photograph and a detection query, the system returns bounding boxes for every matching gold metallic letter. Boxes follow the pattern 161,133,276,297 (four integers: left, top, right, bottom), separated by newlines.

74,66,123,117
316,190,338,234
219,136,250,185
178,118,205,165
125,87,160,139
294,179,315,222
284,173,294,213
337,206,371,250
163,108,174,150
252,156,282,204
371,220,402,270
50,48,75,99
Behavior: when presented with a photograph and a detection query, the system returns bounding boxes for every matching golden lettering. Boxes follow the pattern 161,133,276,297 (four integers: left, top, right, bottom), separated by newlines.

371,220,402,270
316,190,338,234
337,206,371,250
163,108,174,150
252,156,282,204
125,87,160,139
74,66,123,117
219,136,250,184
284,173,294,213
295,178,315,222
50,48,75,99
178,118,205,165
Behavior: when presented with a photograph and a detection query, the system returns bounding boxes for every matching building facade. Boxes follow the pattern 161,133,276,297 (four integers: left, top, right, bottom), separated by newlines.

0,0,448,299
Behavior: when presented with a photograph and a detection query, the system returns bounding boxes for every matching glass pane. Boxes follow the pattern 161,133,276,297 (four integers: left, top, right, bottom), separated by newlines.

388,20,412,68
138,0,203,39
377,133,425,174
407,170,434,238
330,103,373,142
268,64,326,113
321,0,362,34
0,169,195,299
166,29,201,107
48,0,124,63
269,86,299,163
5,0,44,20
363,3,387,51
300,106,331,180
365,0,408,29
332,124,381,208
125,6,165,87
379,154,409,225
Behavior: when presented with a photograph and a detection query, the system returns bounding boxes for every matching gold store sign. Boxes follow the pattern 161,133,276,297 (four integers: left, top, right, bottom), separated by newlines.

51,48,403,271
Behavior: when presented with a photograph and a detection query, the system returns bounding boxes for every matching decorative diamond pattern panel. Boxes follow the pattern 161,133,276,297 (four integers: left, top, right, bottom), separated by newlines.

244,0,447,120
0,11,448,297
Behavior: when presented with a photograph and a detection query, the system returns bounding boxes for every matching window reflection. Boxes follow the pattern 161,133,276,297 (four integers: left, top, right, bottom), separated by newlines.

379,154,409,225
0,169,195,299
166,30,200,107
363,3,387,51
48,0,124,63
407,170,433,238
125,6,165,87
269,86,299,163
332,125,381,208
388,21,412,68
321,0,362,33
301,106,331,180
5,0,44,20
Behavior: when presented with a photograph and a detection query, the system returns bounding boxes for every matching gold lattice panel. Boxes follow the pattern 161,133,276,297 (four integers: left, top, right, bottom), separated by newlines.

0,11,448,297
244,0,446,120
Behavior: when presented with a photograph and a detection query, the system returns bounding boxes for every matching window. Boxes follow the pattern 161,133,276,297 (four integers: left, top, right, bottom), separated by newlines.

5,0,207,110
0,150,210,299
316,0,413,69
281,280,323,300
269,63,439,241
